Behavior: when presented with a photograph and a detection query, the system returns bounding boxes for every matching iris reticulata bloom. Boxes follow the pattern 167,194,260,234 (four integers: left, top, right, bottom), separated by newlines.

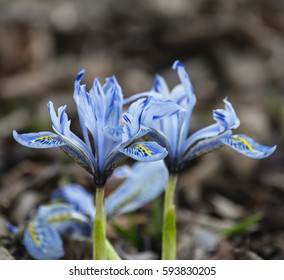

13,70,180,186
23,203,90,260
126,60,276,172
22,160,168,259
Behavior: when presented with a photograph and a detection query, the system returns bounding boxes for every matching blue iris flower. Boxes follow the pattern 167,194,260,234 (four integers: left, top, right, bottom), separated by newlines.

23,203,91,260
125,60,276,171
23,160,168,259
13,70,181,185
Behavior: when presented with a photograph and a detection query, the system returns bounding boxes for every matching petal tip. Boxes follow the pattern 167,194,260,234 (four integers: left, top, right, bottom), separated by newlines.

172,60,184,70
76,69,85,83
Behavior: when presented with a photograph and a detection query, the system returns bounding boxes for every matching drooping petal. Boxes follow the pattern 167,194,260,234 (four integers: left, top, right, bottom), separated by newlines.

13,131,65,149
213,98,240,130
179,130,233,169
13,130,96,176
60,144,96,176
23,218,64,260
221,134,277,159
51,184,95,220
120,141,168,161
106,161,168,217
181,123,224,156
37,204,91,236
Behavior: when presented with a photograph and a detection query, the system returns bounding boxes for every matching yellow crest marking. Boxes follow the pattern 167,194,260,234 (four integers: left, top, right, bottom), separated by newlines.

28,223,40,246
46,214,73,224
34,136,53,142
136,144,151,156
234,136,254,152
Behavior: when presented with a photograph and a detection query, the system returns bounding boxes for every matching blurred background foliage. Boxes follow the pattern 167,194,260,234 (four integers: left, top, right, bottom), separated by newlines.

0,0,283,259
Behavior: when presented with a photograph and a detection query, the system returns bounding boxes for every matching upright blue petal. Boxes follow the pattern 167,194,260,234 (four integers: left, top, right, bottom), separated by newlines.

152,74,170,99
75,69,85,84
106,161,168,217
103,76,123,128
47,101,97,175
213,98,240,130
172,60,196,108
221,134,277,159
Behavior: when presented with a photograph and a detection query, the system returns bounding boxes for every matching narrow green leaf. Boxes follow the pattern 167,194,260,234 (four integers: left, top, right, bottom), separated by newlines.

219,213,262,237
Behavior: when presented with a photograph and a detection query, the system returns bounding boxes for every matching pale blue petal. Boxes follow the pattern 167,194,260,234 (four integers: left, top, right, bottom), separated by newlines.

47,101,97,175
172,61,196,146
213,98,240,130
106,161,168,217
123,90,161,105
103,76,123,127
75,69,85,84
180,130,233,169
121,98,151,143
170,84,188,106
181,123,224,156
13,129,96,176
141,98,183,126
89,78,106,118
112,165,134,178
221,134,277,159
37,204,91,236
51,184,95,220
122,112,141,140
142,129,171,154
120,141,168,161
73,72,93,150
59,143,96,175
13,130,65,149
172,60,196,108
23,218,64,260
104,126,123,142
152,74,170,99
161,114,179,160
103,151,129,181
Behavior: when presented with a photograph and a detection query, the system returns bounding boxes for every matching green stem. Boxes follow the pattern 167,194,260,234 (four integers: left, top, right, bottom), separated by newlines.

93,187,106,260
162,173,178,260
105,239,121,260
